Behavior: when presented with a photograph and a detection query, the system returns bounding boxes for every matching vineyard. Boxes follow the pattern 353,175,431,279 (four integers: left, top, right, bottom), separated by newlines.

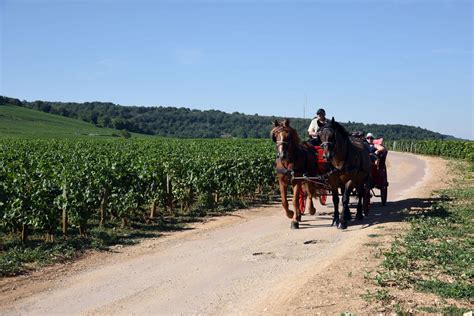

387,139,474,161
2,137,473,276
2,138,473,244
0,138,276,245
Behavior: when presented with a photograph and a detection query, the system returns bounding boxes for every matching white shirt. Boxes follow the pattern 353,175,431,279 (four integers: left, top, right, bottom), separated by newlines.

308,118,327,138
308,118,319,134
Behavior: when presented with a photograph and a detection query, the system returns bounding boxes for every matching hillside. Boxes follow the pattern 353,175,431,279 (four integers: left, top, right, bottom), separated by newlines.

0,103,138,139
1,96,452,140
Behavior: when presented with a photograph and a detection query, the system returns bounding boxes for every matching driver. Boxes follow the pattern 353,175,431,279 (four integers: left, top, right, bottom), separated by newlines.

308,108,328,146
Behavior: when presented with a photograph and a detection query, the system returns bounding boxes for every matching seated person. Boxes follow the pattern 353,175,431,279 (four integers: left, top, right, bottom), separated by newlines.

366,133,386,164
307,108,328,146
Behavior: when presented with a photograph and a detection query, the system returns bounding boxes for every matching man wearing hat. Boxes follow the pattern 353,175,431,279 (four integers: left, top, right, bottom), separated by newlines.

308,108,328,145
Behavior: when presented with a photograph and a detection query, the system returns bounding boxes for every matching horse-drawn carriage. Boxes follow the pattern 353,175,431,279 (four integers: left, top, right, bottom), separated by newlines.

272,118,388,229
368,138,389,206
297,141,389,215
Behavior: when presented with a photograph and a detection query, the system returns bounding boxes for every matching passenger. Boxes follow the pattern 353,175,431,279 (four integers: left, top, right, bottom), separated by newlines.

308,108,328,146
366,133,386,164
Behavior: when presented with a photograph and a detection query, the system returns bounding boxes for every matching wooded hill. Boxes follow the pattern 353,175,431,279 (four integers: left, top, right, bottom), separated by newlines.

1,96,452,140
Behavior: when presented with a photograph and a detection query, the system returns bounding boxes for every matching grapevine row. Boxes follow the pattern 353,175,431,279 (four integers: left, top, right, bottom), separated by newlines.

0,138,276,242
387,140,474,161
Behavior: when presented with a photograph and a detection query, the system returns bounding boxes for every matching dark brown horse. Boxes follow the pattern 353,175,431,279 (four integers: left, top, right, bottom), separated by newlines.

319,118,371,229
271,119,318,229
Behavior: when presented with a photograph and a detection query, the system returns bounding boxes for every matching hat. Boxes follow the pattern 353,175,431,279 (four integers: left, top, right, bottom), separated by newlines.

366,133,374,139
316,108,325,116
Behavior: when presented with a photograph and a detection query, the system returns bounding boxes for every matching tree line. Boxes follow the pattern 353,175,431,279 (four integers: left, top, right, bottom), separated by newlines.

0,96,453,140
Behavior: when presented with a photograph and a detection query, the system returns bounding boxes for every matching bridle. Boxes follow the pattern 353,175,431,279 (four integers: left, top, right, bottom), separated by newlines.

320,125,352,172
272,128,292,160
320,141,334,150
320,127,336,159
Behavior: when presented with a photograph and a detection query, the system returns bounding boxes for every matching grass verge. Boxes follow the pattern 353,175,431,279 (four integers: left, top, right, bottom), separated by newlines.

364,159,473,312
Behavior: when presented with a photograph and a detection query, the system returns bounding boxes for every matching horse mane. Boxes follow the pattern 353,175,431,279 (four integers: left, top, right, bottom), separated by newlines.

288,126,301,145
327,119,350,140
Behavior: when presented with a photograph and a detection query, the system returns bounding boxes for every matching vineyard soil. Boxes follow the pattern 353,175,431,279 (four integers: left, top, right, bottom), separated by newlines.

0,152,449,315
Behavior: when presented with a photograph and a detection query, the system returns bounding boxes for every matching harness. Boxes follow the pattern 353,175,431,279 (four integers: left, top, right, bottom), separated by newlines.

274,145,312,174
275,159,338,190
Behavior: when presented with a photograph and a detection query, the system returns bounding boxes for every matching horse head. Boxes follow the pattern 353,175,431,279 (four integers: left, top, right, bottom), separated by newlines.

319,117,344,161
271,119,297,162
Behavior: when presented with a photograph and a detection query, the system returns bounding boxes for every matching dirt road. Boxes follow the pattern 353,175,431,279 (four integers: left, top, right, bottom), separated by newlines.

1,152,446,315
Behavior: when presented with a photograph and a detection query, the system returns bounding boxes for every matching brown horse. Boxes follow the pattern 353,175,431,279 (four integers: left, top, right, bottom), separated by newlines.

319,118,371,229
271,119,318,229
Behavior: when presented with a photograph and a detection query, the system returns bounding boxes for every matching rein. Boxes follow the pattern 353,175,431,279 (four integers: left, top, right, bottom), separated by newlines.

277,162,340,189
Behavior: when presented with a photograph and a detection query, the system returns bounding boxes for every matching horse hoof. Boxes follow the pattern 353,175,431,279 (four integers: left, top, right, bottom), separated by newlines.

364,210,370,216
309,208,316,216
356,214,364,221
291,221,299,229
331,218,339,227
286,211,294,219
296,214,302,222
338,222,348,230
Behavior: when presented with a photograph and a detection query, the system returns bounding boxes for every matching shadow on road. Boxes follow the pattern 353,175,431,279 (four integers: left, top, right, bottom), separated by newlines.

298,197,446,230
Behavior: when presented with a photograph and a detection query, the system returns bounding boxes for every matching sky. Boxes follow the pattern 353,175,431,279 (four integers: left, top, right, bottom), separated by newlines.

1,0,472,139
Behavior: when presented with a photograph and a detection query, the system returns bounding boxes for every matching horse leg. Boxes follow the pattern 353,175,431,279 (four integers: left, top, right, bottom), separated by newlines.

328,175,340,226
279,176,293,219
331,187,339,227
294,182,303,222
291,181,301,229
305,182,317,215
363,178,370,216
339,181,353,229
356,183,364,221
308,196,316,215
342,185,352,222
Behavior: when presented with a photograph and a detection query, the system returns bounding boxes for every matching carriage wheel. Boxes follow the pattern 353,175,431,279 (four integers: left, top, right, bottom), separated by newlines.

319,193,327,205
298,190,306,214
381,186,388,206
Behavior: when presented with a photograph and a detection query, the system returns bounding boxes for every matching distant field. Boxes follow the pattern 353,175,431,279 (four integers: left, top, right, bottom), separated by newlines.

0,104,144,138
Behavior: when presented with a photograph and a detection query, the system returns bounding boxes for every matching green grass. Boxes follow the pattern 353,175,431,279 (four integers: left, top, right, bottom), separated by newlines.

367,159,474,311
367,233,380,238
418,305,470,314
360,289,393,304
0,104,146,139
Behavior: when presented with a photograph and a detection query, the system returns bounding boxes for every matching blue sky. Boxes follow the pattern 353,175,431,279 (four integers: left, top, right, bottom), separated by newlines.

1,0,472,139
